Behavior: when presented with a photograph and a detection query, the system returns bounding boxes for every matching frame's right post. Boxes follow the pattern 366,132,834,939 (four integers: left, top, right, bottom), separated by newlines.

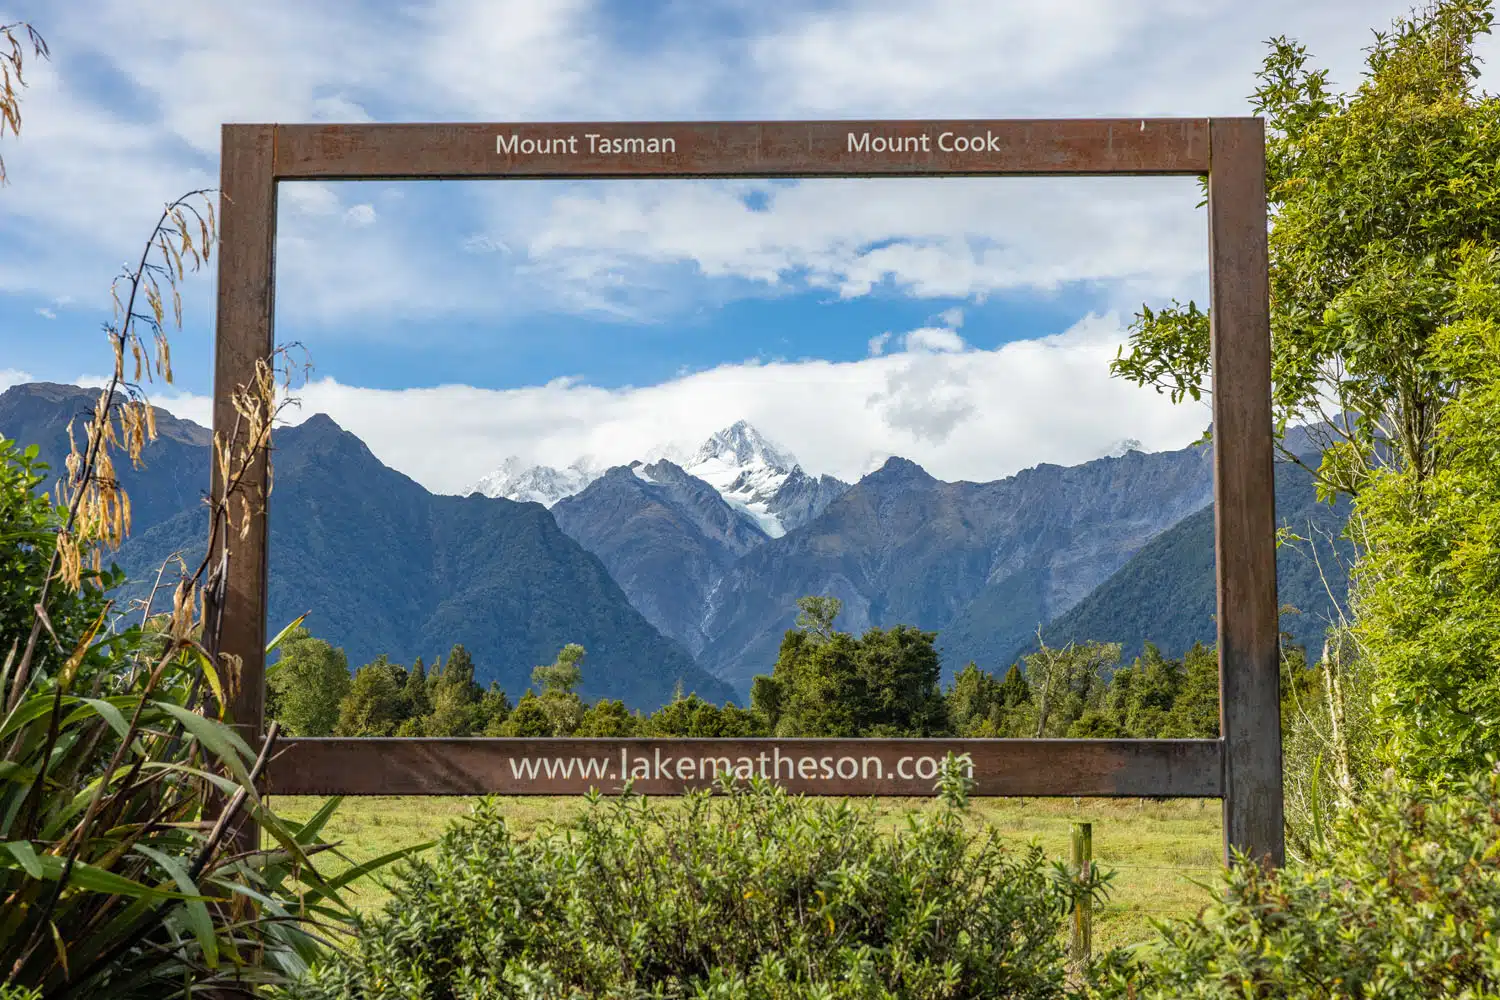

1208,117,1284,867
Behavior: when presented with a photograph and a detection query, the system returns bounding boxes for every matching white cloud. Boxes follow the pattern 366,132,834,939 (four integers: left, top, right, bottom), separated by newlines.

867,332,892,356
902,326,966,353
274,182,489,324
750,0,1164,117
149,390,213,430
0,369,36,393
747,0,1499,120
35,307,55,320
134,314,1209,494
491,174,1209,316
344,203,377,227
5,0,1497,350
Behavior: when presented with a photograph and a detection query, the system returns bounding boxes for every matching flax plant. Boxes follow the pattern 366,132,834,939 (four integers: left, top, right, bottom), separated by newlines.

1,165,400,999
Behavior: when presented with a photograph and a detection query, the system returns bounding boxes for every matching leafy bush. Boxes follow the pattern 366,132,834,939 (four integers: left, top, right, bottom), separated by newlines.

0,175,412,997
0,432,388,998
1352,242,1500,782
293,779,1080,999
1087,764,1500,998
0,438,124,680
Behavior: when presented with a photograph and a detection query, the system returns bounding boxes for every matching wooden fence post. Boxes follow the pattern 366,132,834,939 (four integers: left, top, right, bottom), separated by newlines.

1071,821,1093,967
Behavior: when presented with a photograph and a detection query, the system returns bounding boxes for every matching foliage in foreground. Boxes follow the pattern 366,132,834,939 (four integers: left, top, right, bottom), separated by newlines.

1350,244,1500,781
291,778,1085,1000
0,58,403,991
1087,765,1500,999
0,410,391,997
1110,0,1500,795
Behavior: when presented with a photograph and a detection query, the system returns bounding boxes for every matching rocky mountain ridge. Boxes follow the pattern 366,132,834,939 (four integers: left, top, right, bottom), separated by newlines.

465,419,849,538
0,383,732,709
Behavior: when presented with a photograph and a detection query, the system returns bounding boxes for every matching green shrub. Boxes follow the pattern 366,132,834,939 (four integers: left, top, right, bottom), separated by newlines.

293,779,1078,999
1087,765,1500,998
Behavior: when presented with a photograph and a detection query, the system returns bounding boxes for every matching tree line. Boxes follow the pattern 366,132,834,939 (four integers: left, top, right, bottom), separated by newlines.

268,594,1228,740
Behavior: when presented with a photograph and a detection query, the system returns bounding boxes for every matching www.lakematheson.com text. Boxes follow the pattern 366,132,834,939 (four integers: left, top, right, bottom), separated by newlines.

506,748,970,784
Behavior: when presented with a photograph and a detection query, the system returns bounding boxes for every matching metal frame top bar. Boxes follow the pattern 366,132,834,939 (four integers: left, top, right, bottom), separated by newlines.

256,118,1214,179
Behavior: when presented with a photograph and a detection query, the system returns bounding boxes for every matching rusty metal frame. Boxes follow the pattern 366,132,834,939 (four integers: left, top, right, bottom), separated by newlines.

213,118,1281,865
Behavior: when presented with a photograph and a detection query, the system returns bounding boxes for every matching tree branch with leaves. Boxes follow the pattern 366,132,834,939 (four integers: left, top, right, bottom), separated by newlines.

1112,0,1500,500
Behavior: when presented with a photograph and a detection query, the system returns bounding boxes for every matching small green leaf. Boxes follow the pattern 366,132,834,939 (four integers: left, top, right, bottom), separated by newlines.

266,613,309,658
152,701,254,787
4,840,44,878
135,845,220,969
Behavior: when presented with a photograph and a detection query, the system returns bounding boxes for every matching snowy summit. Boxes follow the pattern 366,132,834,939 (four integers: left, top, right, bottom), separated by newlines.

462,420,847,538
464,456,598,507
680,421,800,538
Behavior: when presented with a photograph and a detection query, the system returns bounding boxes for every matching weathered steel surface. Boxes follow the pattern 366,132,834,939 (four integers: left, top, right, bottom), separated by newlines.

212,124,278,854
214,116,1280,864
269,738,1224,798
1208,118,1284,867
267,119,1213,179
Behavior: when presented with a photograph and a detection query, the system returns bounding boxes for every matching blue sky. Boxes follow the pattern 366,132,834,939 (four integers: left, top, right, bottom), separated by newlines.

1,0,1489,492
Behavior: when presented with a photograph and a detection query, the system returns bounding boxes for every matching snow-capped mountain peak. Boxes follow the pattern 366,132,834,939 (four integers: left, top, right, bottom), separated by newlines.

682,422,800,538
1100,438,1144,459
462,421,846,533
464,457,597,506
690,420,797,472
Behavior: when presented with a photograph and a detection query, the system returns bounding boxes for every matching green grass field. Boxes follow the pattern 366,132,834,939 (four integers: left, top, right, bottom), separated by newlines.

271,794,1223,952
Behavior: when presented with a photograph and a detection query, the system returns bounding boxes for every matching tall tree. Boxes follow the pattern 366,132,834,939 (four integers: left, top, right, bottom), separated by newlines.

335,657,405,737
764,629,866,737
478,682,513,735
532,643,585,695
1106,643,1185,738
532,643,587,736
947,663,1005,736
419,645,482,736
497,692,553,737
1112,0,1500,497
855,624,947,736
1351,250,1500,778
749,674,784,729
266,626,351,737
759,599,948,736
794,595,842,640
1161,643,1221,738
400,655,432,721
1024,639,1120,738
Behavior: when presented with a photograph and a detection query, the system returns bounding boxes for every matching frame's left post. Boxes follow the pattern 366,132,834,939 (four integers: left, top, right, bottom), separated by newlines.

210,124,278,857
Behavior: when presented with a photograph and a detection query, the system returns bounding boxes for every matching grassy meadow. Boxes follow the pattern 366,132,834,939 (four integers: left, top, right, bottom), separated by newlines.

271,794,1222,952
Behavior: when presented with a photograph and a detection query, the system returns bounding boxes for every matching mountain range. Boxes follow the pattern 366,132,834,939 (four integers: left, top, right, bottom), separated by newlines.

994,452,1353,668
0,381,1351,706
0,384,733,708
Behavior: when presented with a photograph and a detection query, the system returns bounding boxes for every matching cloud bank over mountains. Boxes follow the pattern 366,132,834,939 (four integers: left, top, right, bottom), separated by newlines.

113,310,1209,496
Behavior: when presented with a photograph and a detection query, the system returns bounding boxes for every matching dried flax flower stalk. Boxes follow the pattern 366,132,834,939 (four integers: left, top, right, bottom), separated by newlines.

0,21,47,185
5,190,216,711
